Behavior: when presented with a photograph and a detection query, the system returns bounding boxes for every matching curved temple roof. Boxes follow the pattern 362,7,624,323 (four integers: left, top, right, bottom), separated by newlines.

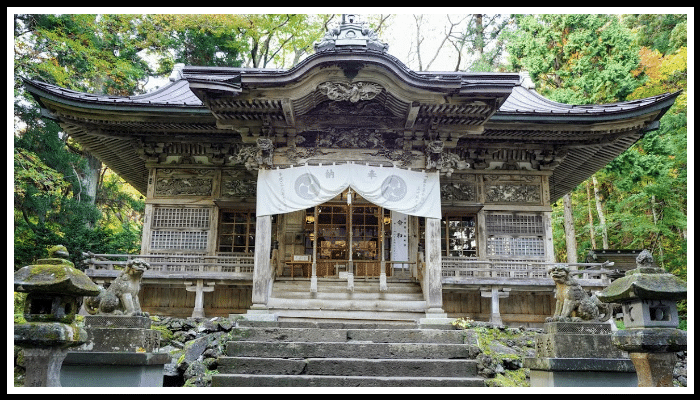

21,15,679,201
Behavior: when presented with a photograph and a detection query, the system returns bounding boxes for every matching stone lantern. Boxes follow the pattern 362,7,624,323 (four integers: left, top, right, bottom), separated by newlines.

14,245,101,387
597,249,686,387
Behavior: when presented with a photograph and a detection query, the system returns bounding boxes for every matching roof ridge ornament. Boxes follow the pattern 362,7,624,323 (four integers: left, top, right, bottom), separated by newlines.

314,14,389,53
519,71,536,90
169,63,185,82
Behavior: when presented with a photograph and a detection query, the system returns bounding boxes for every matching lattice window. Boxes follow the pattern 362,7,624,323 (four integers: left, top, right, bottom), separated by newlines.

150,231,209,251
486,236,545,258
152,207,210,229
486,213,546,263
149,206,211,253
485,213,543,236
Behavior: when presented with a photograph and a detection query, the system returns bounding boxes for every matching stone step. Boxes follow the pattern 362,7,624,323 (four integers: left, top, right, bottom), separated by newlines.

224,340,481,359
235,319,424,330
267,297,427,312
271,309,426,324
213,321,484,388
212,374,484,387
234,326,471,344
217,357,479,377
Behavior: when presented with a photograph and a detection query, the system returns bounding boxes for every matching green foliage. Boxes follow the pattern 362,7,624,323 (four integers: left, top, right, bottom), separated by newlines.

14,14,151,95
509,14,687,290
14,14,147,270
506,14,642,104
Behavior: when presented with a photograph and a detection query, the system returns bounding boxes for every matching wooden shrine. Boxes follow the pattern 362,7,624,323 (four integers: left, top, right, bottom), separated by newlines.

24,15,679,326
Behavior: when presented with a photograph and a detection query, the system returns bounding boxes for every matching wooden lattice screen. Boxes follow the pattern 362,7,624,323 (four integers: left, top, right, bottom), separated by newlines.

150,207,211,251
485,213,547,278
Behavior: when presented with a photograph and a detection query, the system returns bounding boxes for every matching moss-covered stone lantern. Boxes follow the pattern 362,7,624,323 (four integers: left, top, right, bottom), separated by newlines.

14,245,101,386
597,249,687,387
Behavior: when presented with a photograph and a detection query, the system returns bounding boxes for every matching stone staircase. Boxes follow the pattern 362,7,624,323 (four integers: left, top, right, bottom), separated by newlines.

212,320,484,387
266,279,428,324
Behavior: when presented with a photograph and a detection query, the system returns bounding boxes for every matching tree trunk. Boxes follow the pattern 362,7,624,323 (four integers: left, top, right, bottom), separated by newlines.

474,14,484,57
563,193,577,264
586,180,597,249
592,175,609,249
81,153,102,229
82,153,102,205
651,194,664,267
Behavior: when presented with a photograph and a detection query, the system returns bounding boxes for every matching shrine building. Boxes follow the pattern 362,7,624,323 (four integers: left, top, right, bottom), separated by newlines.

23,15,679,326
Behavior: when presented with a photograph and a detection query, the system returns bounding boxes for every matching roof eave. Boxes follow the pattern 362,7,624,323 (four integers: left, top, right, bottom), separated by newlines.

490,91,681,125
22,78,211,116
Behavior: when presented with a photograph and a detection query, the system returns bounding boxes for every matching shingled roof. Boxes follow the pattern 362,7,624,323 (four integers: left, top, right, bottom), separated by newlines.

21,15,679,201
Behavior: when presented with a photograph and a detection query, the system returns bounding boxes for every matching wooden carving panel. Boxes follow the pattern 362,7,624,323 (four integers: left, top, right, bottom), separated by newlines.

154,169,214,197
483,175,542,204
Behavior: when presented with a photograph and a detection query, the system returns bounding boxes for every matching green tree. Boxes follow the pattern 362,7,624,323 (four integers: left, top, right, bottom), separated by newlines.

507,13,687,288
14,14,149,268
506,14,641,104
142,14,333,72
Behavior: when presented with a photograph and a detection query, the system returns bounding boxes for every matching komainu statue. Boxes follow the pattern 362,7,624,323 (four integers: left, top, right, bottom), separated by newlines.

547,265,612,322
84,258,150,317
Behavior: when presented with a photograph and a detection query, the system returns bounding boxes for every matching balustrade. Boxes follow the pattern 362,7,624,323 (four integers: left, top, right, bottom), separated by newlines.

81,253,613,284
81,252,255,275
441,256,614,284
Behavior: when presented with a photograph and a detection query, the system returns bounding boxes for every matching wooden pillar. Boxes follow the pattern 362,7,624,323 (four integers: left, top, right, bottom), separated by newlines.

347,189,354,292
379,207,387,292
251,214,273,310
481,287,510,325
310,205,318,293
423,217,444,315
185,279,214,318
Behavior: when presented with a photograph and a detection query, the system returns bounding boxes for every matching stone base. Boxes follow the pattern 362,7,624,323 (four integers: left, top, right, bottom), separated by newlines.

536,321,628,359
526,358,638,387
239,310,278,322
77,315,160,352
419,309,455,327
61,351,170,387
525,321,638,387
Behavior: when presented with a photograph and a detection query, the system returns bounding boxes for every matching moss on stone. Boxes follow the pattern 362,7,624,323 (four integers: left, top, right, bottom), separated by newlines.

486,368,530,387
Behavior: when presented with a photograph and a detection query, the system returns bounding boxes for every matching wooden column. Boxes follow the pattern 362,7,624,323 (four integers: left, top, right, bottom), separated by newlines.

379,207,387,291
185,279,215,318
251,214,273,310
347,189,354,292
481,287,510,325
423,217,444,315
310,205,318,293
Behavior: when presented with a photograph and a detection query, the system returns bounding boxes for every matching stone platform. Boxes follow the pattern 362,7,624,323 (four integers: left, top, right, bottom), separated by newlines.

60,315,169,387
524,321,637,387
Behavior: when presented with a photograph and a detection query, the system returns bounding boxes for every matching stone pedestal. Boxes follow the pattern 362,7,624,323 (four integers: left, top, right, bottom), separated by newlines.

524,322,638,387
60,315,170,387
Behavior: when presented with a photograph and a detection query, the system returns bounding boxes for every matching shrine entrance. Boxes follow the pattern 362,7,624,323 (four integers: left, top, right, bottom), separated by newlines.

284,189,411,280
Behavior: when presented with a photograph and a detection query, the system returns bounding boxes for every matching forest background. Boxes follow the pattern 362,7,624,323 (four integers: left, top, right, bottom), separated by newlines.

11,11,690,319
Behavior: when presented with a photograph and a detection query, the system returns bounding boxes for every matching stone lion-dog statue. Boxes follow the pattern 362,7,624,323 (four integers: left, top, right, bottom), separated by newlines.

84,258,150,317
547,265,611,322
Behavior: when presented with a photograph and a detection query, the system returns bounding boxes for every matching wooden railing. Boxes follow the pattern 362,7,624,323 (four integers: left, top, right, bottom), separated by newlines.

81,252,255,275
80,252,614,285
441,256,615,284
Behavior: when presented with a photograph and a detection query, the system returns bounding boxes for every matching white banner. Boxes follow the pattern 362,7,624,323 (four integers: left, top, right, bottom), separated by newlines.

391,211,409,269
256,163,441,219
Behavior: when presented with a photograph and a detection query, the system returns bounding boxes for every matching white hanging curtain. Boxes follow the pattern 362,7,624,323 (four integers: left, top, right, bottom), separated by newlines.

256,163,441,219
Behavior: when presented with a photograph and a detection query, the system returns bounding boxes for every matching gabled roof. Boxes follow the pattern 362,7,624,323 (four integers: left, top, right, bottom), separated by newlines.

496,85,679,123
20,15,679,201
